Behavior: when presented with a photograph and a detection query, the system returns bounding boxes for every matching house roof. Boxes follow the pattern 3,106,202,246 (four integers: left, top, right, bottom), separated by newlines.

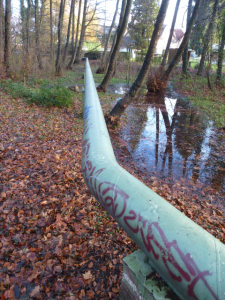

172,29,184,43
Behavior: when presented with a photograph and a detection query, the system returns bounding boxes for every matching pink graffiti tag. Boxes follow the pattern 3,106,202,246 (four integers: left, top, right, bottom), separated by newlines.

82,119,218,300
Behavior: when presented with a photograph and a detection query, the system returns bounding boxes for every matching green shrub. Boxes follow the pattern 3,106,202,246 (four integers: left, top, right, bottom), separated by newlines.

0,79,73,107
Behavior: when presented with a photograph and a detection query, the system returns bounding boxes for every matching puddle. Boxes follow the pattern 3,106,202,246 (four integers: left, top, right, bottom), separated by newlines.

117,91,225,206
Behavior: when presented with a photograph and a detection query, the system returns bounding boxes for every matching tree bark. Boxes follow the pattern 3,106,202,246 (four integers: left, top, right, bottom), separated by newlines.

71,0,75,49
0,0,4,61
96,0,120,73
26,0,31,54
182,0,192,74
50,0,53,59
217,18,225,80
75,0,88,63
35,0,43,69
106,0,126,70
55,0,66,75
97,0,132,92
197,0,219,76
162,0,202,83
4,0,11,75
20,0,26,47
161,0,180,67
67,0,82,68
62,0,76,63
110,0,169,116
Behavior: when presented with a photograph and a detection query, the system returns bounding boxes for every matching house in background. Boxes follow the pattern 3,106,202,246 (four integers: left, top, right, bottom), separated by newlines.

155,25,184,55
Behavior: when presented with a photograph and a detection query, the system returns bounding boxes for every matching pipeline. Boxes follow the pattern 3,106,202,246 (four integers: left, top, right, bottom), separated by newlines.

81,58,225,300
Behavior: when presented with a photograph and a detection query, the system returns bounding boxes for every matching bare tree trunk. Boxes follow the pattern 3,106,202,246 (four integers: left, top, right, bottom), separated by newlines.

110,0,169,116
217,19,225,80
67,0,82,69
0,0,4,61
71,0,75,49
62,0,75,63
97,0,132,92
35,0,43,69
182,0,192,74
96,0,120,74
50,0,53,59
4,0,11,75
55,0,65,75
161,0,180,67
197,0,219,76
26,0,31,55
75,0,88,63
20,0,26,47
106,0,126,70
162,0,202,83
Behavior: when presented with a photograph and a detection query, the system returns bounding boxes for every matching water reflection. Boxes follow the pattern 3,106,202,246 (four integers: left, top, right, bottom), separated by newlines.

119,92,225,198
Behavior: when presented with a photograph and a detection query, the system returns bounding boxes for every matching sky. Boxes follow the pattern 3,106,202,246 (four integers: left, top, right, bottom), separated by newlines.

12,0,189,30
97,0,189,29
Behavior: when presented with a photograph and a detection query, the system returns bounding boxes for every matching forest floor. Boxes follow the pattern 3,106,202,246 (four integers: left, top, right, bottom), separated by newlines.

0,60,224,300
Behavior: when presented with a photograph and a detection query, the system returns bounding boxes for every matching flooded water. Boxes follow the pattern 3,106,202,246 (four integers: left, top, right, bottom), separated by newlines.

117,90,225,203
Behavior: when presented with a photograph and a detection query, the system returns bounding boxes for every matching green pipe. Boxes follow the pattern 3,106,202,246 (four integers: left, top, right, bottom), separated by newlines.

82,58,225,300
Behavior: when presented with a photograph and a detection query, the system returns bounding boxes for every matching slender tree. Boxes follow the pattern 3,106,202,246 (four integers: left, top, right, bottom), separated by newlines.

26,0,31,54
197,0,219,76
71,0,75,49
106,0,126,68
75,0,88,63
161,0,180,66
4,0,11,75
182,0,192,74
0,0,4,61
217,14,225,81
96,0,120,74
62,0,76,63
55,0,66,75
35,0,43,69
97,0,132,92
110,0,169,116
67,0,82,69
20,0,26,47
50,0,53,59
162,0,202,82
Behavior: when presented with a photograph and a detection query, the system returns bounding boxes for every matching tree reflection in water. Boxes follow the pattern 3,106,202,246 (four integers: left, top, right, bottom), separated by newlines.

118,91,225,199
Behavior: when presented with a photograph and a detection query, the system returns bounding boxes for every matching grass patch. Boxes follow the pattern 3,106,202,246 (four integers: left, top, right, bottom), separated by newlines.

172,73,225,128
0,79,73,107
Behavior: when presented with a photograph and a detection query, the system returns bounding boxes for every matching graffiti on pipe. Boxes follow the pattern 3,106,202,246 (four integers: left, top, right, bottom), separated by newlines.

82,114,218,300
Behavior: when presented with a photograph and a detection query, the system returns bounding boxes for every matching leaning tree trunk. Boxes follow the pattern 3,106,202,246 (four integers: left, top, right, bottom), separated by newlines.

110,0,169,116
0,0,4,61
4,0,11,76
26,0,31,54
96,0,120,74
75,0,88,64
97,0,132,92
106,0,126,70
217,20,225,80
197,0,219,76
67,0,82,69
161,0,180,67
35,0,43,69
162,0,202,83
182,0,192,74
62,0,75,63
55,0,65,75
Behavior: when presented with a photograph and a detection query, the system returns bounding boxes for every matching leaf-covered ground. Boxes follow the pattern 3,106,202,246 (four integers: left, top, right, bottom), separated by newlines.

1,62,225,300
0,92,138,300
